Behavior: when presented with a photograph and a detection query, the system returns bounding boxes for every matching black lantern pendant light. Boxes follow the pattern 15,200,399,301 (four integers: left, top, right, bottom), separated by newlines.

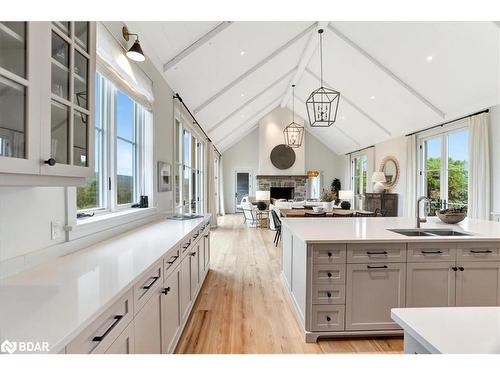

306,29,340,127
283,84,304,148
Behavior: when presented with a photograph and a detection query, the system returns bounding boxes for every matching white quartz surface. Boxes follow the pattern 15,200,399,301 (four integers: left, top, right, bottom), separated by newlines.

0,216,209,353
391,307,500,354
281,216,500,243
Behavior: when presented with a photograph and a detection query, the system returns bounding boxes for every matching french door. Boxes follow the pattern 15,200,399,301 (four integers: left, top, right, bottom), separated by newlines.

418,126,469,215
234,170,251,212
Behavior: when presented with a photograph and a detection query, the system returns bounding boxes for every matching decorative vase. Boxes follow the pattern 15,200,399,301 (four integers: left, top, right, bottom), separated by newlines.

340,201,351,210
323,201,334,212
256,201,267,211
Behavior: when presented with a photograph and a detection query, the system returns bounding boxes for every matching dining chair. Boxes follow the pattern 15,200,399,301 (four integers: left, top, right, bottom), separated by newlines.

332,212,354,217
242,202,257,226
271,210,282,247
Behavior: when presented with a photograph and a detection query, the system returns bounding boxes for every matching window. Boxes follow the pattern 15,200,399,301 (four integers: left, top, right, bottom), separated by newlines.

419,126,469,215
77,72,153,214
351,154,368,209
174,114,205,215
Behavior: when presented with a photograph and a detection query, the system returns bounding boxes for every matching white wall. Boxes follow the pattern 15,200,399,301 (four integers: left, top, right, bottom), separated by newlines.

0,25,175,277
222,128,260,214
258,107,305,175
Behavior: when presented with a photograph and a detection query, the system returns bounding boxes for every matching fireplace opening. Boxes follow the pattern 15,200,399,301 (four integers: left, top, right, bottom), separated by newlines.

270,187,294,201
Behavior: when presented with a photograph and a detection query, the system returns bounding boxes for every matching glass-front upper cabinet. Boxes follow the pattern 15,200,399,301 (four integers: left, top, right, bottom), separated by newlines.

41,21,96,178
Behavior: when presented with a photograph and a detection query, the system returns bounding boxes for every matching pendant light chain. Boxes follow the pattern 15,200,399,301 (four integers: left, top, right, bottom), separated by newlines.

292,84,295,122
319,30,324,88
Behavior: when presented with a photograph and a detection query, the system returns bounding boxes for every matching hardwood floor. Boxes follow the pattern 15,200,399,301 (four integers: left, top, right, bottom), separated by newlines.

175,214,403,354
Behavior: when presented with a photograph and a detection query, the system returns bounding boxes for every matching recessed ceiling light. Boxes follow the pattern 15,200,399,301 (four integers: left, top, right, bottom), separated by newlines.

370,95,375,100
426,55,433,62
241,93,245,97
240,50,246,56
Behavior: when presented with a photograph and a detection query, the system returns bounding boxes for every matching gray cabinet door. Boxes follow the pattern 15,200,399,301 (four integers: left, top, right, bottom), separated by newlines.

406,262,456,307
346,263,406,331
204,232,210,270
161,267,180,353
105,322,135,354
199,234,206,277
456,261,500,306
134,289,162,353
282,228,293,290
180,255,192,322
189,243,200,298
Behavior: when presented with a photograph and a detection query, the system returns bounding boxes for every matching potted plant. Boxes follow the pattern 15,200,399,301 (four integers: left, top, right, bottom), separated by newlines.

320,190,336,212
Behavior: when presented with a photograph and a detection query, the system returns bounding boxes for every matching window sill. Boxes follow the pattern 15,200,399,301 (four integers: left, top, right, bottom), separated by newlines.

69,206,159,241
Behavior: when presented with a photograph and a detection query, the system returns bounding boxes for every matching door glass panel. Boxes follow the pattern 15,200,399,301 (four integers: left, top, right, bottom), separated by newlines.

51,101,69,164
51,32,70,99
0,76,25,158
116,139,134,205
183,130,191,166
73,111,87,166
236,172,250,209
53,22,70,36
424,137,441,215
74,22,88,51
447,130,468,209
0,22,26,78
74,50,88,109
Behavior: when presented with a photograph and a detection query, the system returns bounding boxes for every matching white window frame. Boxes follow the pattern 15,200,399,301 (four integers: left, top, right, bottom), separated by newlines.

417,120,469,212
349,148,374,209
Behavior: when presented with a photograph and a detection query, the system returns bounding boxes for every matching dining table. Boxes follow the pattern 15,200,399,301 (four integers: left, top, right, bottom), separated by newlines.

279,208,375,217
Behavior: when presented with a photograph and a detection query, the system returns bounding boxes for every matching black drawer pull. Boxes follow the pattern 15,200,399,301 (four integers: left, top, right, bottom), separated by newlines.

367,265,388,269
458,267,465,271
92,315,123,342
452,267,458,271
326,316,331,322
470,250,493,254
327,272,333,278
204,234,209,238
166,255,179,265
142,276,160,290
421,250,443,254
366,251,388,255
189,252,196,257
327,292,332,298
162,287,171,295
327,252,332,257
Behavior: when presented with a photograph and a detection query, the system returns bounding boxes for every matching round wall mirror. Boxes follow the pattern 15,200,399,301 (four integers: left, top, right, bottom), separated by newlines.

379,156,399,190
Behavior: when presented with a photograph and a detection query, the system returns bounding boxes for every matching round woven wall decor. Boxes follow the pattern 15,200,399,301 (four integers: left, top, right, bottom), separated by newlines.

270,144,296,170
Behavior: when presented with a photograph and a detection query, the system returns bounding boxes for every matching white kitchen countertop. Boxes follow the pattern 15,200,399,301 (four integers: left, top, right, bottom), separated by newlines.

391,307,500,353
0,215,209,353
281,216,500,243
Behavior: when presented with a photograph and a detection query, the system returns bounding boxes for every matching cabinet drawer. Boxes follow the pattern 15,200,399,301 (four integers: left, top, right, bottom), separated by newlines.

310,305,345,332
312,243,346,264
66,288,133,354
407,243,456,262
311,284,345,305
347,243,406,263
134,261,163,313
457,243,500,261
164,245,181,275
312,264,345,285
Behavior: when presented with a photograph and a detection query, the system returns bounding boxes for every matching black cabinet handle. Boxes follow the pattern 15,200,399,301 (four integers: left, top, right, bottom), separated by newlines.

452,267,458,271
327,292,332,298
470,250,493,254
44,158,56,166
327,272,332,278
327,252,332,257
166,255,178,265
92,315,123,342
366,251,388,255
326,316,331,322
189,252,196,257
367,265,388,269
182,241,191,249
458,267,465,271
421,250,443,254
204,234,209,238
162,287,171,295
142,276,160,290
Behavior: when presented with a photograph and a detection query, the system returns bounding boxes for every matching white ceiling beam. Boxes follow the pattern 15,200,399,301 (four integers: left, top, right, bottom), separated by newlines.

304,68,392,137
206,66,297,132
280,21,329,108
194,22,317,114
327,24,445,119
213,97,282,147
163,21,233,72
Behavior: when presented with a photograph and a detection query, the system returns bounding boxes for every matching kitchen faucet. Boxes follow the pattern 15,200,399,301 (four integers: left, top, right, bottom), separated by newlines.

416,196,430,228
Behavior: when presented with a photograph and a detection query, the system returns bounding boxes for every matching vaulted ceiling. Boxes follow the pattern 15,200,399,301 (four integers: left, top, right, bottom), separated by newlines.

126,21,500,154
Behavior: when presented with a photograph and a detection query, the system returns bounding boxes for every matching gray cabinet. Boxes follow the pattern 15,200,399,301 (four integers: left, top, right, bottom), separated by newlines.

134,288,162,354
161,267,180,353
346,263,406,331
406,262,456,307
105,322,135,354
189,243,200,298
363,193,398,216
204,231,210,271
179,254,192,322
455,261,500,306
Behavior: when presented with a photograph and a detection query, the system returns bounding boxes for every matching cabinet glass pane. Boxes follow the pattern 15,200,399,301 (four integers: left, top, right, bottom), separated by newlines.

74,50,88,109
53,22,70,36
0,22,26,78
117,139,134,205
51,101,69,164
73,111,87,167
51,32,69,99
74,22,89,51
0,76,25,158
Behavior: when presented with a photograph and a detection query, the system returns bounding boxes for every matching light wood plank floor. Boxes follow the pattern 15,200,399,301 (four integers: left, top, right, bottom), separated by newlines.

175,214,403,354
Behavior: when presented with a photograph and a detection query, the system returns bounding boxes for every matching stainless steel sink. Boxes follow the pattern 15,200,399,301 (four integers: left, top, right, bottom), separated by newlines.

388,228,473,237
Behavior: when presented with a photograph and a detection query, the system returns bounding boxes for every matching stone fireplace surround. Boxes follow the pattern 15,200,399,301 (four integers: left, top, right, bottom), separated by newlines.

256,175,307,201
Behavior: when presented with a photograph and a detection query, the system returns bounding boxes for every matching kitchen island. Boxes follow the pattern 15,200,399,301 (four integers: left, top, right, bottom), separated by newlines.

280,216,500,342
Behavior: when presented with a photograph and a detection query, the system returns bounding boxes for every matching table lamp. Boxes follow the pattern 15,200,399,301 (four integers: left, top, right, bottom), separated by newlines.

255,190,270,210
339,190,354,210
371,171,387,193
